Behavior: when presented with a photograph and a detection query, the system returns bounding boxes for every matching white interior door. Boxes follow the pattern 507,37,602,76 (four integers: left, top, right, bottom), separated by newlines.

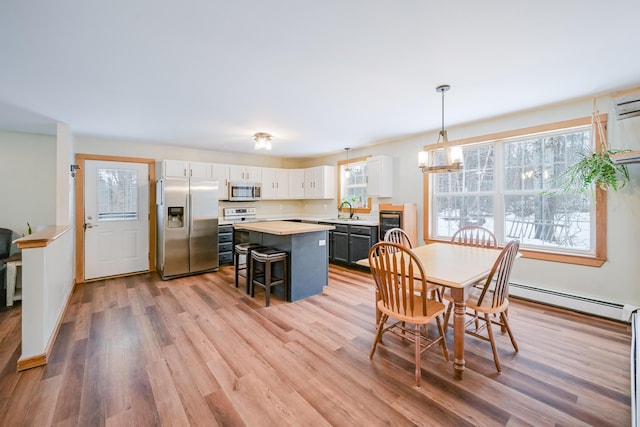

84,160,150,280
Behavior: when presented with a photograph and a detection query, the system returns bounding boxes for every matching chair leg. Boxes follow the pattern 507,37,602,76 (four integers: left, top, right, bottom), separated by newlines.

265,260,271,307
484,313,501,373
443,302,453,333
369,314,388,359
501,312,519,352
234,251,240,288
500,308,508,333
249,257,255,297
414,323,421,388
436,315,449,362
245,252,252,294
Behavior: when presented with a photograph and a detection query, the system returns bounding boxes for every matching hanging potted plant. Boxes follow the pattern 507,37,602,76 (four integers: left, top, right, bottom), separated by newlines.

553,98,630,195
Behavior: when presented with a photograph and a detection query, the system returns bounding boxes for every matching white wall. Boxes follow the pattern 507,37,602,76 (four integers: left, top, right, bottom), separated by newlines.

0,130,57,235
21,227,74,359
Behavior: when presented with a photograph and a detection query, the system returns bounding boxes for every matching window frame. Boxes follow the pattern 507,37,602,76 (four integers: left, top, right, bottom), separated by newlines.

337,155,373,214
422,116,607,267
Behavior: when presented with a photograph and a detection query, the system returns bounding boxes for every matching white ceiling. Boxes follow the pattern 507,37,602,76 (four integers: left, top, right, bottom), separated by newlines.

1,0,640,158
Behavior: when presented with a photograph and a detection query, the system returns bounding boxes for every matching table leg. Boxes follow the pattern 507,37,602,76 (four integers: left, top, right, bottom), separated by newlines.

450,287,468,380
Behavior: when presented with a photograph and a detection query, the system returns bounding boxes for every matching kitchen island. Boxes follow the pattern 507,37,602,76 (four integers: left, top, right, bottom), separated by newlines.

233,221,335,302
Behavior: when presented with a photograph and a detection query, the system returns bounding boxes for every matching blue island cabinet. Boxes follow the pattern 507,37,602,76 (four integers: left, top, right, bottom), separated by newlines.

234,221,335,302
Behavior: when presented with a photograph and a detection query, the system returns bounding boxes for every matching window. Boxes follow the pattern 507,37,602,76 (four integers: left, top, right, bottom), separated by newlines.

426,117,606,266
338,156,371,212
97,168,139,220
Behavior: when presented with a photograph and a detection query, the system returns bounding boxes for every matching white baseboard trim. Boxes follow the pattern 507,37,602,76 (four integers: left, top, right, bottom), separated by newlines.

509,282,635,322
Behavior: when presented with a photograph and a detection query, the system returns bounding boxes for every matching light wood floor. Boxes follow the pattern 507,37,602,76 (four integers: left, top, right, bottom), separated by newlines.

0,265,631,426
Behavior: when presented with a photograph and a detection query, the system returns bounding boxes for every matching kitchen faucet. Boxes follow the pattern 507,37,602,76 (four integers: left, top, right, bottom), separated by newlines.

338,201,354,219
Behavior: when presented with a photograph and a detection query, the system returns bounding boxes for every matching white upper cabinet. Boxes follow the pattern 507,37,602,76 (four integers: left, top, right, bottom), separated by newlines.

162,160,189,177
366,155,393,197
162,160,337,201
163,160,212,178
261,168,289,199
211,163,230,200
304,165,335,199
288,169,305,199
229,165,261,182
189,161,213,179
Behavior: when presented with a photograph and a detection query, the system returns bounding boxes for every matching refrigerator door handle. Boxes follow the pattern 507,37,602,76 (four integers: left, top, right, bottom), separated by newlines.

187,193,192,232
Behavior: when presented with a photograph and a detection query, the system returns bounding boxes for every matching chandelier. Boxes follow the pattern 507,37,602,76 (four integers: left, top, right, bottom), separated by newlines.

418,84,463,173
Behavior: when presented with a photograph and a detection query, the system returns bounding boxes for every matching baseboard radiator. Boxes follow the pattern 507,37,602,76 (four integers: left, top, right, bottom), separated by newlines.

509,282,635,322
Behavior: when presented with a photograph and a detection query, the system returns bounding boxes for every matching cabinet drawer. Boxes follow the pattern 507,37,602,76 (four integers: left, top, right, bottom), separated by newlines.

219,252,233,264
219,242,233,253
350,225,377,237
219,225,233,233
219,233,233,243
334,224,348,233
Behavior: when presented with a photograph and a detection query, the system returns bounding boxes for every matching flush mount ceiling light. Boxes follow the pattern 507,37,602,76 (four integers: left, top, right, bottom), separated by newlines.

344,147,351,178
418,84,464,173
254,132,272,151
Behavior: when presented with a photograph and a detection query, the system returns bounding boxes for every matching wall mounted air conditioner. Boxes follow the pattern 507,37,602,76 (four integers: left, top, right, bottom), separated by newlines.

613,88,640,120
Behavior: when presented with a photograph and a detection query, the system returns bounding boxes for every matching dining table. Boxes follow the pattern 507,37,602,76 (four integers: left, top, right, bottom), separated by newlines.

357,242,506,380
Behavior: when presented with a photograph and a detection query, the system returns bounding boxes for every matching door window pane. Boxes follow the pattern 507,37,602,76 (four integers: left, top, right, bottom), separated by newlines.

97,168,138,220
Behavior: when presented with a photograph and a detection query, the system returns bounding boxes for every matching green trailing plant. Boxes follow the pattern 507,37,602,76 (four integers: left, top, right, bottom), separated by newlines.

553,149,630,194
547,98,631,196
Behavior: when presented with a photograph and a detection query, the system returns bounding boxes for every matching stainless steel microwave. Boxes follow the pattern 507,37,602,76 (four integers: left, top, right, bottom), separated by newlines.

228,181,261,201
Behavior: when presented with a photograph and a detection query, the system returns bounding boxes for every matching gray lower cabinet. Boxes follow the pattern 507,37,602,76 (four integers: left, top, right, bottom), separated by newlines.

325,223,378,268
219,224,234,265
333,227,349,264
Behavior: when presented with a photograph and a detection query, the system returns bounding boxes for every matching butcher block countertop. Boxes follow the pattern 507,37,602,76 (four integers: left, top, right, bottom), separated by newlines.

233,220,334,235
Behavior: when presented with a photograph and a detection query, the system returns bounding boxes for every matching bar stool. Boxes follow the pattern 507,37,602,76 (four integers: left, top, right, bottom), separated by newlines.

234,243,262,293
249,247,288,307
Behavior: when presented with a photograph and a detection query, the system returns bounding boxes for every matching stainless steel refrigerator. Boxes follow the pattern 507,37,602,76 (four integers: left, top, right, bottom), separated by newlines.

157,176,219,279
